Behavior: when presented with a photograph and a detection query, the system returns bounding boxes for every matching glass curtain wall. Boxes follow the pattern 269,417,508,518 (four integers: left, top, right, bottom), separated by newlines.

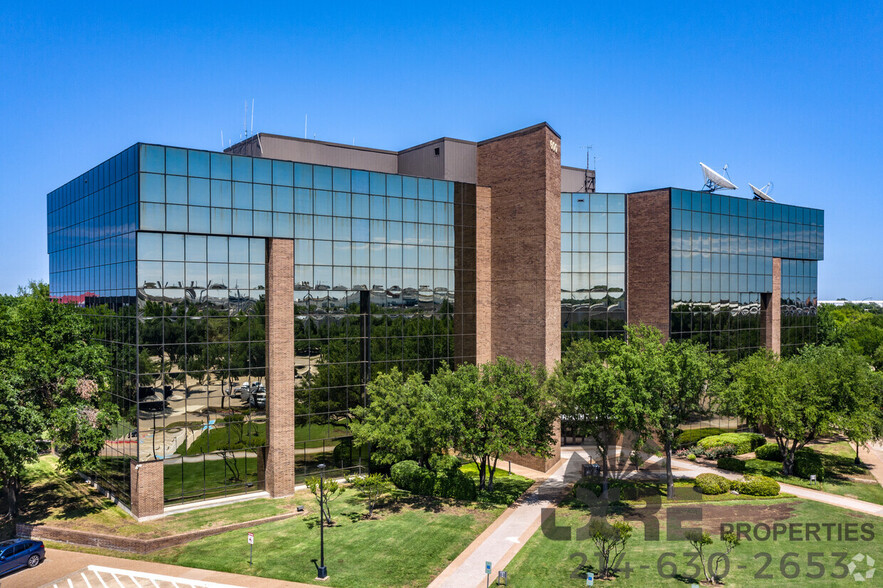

47,146,139,503
135,144,466,500
670,188,823,359
561,192,627,349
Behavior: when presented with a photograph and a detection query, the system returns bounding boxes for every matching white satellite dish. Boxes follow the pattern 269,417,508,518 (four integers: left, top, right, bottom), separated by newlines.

700,162,737,191
749,182,775,202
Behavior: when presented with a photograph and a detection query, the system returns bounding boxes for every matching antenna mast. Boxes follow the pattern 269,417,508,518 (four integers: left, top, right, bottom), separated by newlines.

582,146,596,192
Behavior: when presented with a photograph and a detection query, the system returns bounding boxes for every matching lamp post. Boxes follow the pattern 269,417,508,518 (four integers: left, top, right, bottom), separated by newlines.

317,463,327,579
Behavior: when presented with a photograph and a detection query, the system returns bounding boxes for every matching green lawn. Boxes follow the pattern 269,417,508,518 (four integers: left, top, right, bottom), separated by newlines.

2,456,306,539
507,498,881,587
142,489,502,587
460,462,535,505
714,441,883,505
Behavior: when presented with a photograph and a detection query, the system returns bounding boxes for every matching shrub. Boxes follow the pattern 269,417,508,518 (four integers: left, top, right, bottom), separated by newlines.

390,459,476,500
737,474,780,496
391,460,421,489
429,454,461,473
695,473,730,495
434,469,477,500
697,433,765,455
703,444,737,459
676,427,727,448
717,456,746,473
687,453,697,461
755,444,784,461
795,450,825,481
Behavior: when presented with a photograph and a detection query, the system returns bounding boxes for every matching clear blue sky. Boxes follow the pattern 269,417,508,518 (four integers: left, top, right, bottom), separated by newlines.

1,2,880,298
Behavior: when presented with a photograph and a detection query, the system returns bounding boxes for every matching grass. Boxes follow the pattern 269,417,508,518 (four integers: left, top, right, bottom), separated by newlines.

460,462,535,505
507,497,882,586
7,457,515,587
713,441,883,506
2,456,305,539
140,490,504,587
566,479,795,507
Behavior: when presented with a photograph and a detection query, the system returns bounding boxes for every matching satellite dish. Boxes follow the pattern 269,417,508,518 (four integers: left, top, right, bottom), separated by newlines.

700,162,737,192
749,182,775,202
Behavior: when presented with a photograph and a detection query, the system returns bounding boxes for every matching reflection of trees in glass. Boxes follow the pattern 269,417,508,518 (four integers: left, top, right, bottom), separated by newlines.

297,298,454,428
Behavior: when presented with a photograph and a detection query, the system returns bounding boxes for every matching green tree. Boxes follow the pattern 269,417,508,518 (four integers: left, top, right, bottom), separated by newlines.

587,519,632,579
655,334,726,499
552,338,644,498
305,475,345,525
684,529,714,583
441,358,556,491
346,473,394,518
710,532,740,584
0,283,116,518
721,345,876,476
351,368,450,467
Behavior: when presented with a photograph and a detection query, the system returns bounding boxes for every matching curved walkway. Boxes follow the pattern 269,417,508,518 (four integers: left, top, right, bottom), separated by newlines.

669,456,883,517
431,447,883,588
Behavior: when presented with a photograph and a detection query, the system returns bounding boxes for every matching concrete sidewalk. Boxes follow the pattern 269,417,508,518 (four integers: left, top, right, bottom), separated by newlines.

428,451,607,588
669,457,883,517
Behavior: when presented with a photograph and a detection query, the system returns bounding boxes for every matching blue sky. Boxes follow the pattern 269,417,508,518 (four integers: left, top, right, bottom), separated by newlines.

1,2,880,298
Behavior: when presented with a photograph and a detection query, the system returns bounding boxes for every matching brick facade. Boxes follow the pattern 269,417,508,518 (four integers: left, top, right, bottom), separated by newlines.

761,257,783,354
626,189,672,337
477,123,562,471
129,460,164,519
265,238,296,497
475,186,493,365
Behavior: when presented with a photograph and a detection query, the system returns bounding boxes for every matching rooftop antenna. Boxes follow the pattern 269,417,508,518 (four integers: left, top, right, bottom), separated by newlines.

699,162,738,192
749,181,775,202
582,146,596,192
244,100,248,139
250,99,255,136
304,115,308,139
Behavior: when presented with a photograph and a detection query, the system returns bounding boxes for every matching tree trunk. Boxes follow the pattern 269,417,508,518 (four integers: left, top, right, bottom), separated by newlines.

5,478,18,519
478,456,487,491
782,451,796,476
599,444,610,499
855,441,862,466
488,454,499,491
665,440,674,499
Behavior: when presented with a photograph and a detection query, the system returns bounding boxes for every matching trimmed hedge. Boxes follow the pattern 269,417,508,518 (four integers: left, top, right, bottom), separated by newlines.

795,450,825,481
695,473,731,495
755,444,784,461
676,427,728,449
697,433,766,455
390,460,476,500
717,456,746,473
737,474,780,496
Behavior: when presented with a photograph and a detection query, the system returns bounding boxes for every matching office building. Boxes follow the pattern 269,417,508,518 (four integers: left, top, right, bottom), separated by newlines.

47,123,823,517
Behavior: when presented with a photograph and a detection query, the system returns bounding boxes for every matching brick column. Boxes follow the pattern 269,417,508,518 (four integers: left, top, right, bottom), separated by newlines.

626,189,672,338
475,186,493,365
265,238,295,497
477,123,561,471
130,460,164,519
761,257,782,354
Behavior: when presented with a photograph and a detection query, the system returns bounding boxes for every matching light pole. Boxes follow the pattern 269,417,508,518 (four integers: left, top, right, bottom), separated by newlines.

317,463,327,579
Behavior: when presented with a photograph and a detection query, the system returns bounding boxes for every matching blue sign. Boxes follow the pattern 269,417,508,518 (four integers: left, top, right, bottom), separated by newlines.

485,561,492,574
586,571,594,586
